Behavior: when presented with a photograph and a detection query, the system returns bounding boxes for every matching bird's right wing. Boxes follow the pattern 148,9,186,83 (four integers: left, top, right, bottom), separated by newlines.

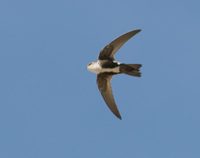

98,29,141,60
97,73,121,119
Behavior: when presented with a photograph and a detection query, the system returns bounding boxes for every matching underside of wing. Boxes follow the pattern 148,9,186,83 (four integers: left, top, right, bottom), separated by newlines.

97,73,121,119
98,29,141,60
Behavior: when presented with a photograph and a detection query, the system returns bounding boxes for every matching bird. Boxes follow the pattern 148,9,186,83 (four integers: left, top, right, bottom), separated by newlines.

87,29,142,119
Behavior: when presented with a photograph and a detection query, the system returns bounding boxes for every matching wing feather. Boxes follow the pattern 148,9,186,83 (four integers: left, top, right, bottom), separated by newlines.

97,73,122,119
98,29,141,60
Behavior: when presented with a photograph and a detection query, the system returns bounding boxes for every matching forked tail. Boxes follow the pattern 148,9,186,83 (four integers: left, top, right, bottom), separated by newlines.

119,64,142,77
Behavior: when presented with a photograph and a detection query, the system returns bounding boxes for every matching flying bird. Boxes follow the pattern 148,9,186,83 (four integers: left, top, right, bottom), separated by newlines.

87,29,142,119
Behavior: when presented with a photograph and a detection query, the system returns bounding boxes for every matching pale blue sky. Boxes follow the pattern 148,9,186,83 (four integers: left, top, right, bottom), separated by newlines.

0,0,200,158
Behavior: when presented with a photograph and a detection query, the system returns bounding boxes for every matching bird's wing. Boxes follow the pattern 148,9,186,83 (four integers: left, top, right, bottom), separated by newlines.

97,73,121,119
98,29,141,60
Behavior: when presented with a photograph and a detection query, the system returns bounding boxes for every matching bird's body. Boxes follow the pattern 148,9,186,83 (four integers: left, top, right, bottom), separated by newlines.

87,60,120,74
87,29,142,119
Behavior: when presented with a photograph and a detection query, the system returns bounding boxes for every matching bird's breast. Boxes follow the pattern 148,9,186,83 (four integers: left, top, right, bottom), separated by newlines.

98,60,120,74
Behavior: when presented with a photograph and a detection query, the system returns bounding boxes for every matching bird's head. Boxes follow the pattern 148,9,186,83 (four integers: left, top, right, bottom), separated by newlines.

87,61,100,74
87,62,95,71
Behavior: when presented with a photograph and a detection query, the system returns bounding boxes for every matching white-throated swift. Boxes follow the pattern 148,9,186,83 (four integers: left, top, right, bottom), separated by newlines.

87,29,142,119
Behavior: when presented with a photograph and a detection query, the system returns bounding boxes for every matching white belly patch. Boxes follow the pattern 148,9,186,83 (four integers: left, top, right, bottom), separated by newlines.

100,67,120,73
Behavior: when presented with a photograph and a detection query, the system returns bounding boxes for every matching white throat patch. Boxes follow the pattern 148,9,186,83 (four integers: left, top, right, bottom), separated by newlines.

87,61,101,74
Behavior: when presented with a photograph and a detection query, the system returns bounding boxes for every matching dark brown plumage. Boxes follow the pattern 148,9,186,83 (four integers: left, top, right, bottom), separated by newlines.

88,29,142,119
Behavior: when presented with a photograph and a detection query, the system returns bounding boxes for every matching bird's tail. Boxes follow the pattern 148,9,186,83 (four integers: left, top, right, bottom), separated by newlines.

119,64,142,77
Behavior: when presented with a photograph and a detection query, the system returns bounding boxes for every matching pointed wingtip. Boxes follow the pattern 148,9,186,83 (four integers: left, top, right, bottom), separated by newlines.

135,29,142,33
116,114,122,120
128,29,141,37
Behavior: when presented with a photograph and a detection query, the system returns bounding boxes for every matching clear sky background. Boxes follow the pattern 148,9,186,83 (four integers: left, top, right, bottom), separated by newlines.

0,0,200,158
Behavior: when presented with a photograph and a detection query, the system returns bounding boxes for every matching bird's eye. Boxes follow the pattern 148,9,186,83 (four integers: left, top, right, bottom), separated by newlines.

88,63,92,66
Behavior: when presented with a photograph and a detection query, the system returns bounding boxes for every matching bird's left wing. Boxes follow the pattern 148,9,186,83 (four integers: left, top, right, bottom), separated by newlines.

97,73,122,119
98,29,141,60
